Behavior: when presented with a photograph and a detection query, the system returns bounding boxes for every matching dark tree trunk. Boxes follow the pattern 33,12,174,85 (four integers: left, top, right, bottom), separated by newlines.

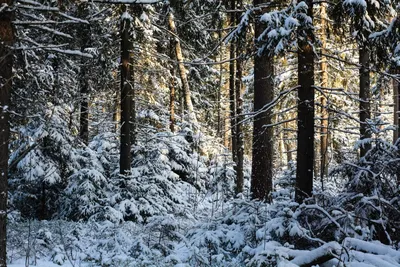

295,0,315,203
169,36,176,132
235,55,244,193
359,43,371,158
120,7,132,175
235,0,244,195
251,0,274,201
393,71,399,143
0,1,13,265
169,67,176,132
392,69,400,184
78,3,90,144
39,182,46,220
79,73,89,144
229,0,237,166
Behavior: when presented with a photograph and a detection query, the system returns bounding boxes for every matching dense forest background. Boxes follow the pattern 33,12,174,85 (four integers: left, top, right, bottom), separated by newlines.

1,0,400,266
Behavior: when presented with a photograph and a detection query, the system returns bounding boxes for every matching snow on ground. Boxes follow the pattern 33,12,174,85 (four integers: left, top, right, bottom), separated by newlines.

9,260,73,267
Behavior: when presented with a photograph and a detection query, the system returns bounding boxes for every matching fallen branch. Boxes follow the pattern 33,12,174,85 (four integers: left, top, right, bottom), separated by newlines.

290,242,341,267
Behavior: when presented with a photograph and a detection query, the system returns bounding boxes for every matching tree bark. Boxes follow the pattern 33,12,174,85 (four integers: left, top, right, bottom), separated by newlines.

251,0,274,201
79,77,89,144
359,43,371,158
130,55,136,145
393,70,399,143
295,0,314,202
229,0,237,168
113,88,121,130
169,66,176,132
169,33,177,132
120,7,132,175
78,2,90,144
234,0,244,195
319,2,329,184
167,11,197,125
393,69,400,184
224,82,230,148
217,28,223,139
0,0,13,265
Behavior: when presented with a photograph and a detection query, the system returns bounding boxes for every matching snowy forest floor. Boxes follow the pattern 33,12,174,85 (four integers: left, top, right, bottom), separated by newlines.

7,185,400,267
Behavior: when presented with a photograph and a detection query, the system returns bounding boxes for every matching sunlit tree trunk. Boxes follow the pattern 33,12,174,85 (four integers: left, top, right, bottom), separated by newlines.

229,0,237,166
283,120,292,164
167,11,197,125
0,0,14,264
295,0,315,202
129,55,136,145
217,23,224,139
113,88,121,130
320,2,329,184
224,82,230,148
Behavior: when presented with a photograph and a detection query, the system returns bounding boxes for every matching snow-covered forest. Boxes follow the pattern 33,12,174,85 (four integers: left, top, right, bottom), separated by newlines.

1,0,400,266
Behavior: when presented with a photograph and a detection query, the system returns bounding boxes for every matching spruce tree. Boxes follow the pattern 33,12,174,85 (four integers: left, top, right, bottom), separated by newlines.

251,0,274,201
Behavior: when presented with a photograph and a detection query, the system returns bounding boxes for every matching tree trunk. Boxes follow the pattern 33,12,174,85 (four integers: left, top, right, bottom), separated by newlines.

217,28,223,139
224,82,230,148
393,70,399,143
229,0,237,167
78,2,90,144
251,0,274,201
393,69,400,184
284,120,292,163
0,1,13,265
295,0,314,202
320,2,329,185
359,43,371,158
235,2,244,195
130,55,136,145
167,11,197,125
39,182,46,220
120,7,132,175
169,34,177,132
180,85,185,123
113,89,121,131
79,72,89,144
169,67,176,132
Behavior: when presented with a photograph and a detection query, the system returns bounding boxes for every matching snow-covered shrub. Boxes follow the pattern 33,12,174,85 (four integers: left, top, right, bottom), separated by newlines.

328,120,400,244
61,168,109,220
208,149,236,200
88,132,119,176
9,105,112,221
58,132,119,221
9,106,80,219
274,161,296,200
172,198,269,266
99,130,210,223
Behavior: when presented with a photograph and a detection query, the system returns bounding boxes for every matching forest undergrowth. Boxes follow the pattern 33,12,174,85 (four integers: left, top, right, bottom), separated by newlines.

7,111,400,266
